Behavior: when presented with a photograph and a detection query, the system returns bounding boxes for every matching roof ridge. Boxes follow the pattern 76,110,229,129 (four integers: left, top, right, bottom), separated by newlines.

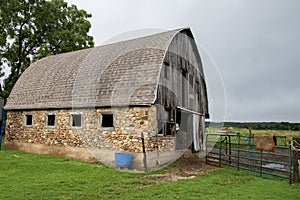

99,27,185,47
36,28,187,61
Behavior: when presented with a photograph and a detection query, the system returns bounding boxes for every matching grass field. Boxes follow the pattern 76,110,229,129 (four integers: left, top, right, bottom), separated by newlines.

205,126,300,138
0,149,299,200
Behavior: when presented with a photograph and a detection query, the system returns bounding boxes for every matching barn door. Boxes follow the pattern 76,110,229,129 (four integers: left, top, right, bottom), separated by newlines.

193,114,200,151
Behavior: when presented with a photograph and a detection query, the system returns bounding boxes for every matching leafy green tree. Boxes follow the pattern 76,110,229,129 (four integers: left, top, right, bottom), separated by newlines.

0,0,94,98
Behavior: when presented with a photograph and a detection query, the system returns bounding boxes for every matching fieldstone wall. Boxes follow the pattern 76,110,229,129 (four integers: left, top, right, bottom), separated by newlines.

5,106,175,156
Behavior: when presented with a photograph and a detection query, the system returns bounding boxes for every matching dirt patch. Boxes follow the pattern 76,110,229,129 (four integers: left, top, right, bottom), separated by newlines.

145,153,217,182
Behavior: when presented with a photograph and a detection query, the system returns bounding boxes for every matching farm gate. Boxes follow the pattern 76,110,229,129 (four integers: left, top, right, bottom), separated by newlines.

205,132,293,183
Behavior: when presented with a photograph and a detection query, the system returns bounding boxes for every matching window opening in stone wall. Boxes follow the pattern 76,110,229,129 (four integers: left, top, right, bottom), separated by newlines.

70,113,82,128
165,122,175,136
165,108,176,136
24,114,33,127
45,114,56,127
157,106,177,136
100,113,114,129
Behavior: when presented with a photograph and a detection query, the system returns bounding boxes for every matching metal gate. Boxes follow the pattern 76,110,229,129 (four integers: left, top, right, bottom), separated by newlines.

206,132,292,183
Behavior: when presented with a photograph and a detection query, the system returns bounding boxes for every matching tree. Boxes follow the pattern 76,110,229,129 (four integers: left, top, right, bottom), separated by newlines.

0,0,94,98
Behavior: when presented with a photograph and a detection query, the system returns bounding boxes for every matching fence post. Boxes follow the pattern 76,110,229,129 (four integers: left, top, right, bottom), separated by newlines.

141,132,148,172
219,136,222,167
228,135,232,165
0,108,4,150
260,149,263,177
289,143,292,184
205,134,208,164
237,134,240,171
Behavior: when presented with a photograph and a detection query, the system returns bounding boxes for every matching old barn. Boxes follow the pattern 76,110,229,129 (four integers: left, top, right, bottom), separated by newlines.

4,28,209,170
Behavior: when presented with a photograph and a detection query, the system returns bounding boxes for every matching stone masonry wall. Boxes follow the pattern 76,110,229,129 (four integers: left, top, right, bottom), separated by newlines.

5,106,175,154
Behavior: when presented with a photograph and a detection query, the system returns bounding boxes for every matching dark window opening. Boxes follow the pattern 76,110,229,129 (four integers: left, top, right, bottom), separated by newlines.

46,115,55,127
164,61,170,80
189,74,194,89
182,70,187,106
157,108,176,136
195,80,200,93
71,114,82,127
101,114,114,128
25,114,33,126
165,122,175,135
176,109,181,125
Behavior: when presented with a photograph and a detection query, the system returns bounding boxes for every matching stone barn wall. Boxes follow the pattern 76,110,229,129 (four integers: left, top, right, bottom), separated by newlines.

5,106,177,169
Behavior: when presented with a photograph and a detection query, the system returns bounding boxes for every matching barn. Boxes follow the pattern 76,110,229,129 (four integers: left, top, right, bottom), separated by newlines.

4,28,209,170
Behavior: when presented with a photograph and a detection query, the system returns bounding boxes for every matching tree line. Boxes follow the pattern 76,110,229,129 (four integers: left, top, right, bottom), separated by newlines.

218,122,300,131
0,0,94,98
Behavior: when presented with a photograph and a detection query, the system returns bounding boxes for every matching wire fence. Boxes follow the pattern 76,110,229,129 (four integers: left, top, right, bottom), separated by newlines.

205,132,295,183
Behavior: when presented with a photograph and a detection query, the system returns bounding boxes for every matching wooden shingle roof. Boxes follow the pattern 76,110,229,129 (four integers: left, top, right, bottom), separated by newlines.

5,28,192,110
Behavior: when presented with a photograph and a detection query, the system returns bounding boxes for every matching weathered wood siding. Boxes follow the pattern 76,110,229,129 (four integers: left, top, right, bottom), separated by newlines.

155,30,208,139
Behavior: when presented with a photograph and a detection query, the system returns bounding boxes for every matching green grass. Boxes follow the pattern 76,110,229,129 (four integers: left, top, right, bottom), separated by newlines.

0,149,299,199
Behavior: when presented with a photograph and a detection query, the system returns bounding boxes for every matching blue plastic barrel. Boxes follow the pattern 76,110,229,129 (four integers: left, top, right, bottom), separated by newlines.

115,152,133,167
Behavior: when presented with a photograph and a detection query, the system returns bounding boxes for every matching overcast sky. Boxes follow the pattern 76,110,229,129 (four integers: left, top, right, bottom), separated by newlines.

65,0,300,122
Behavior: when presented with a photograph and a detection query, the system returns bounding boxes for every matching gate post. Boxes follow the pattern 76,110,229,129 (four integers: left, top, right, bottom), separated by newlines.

292,138,300,183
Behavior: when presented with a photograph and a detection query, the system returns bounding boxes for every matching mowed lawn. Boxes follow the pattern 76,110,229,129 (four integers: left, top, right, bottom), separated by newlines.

0,149,299,199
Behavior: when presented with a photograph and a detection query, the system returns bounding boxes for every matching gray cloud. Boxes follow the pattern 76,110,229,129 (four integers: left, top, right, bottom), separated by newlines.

66,0,300,122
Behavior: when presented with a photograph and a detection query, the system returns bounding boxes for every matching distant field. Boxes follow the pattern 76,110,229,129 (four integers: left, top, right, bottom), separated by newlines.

0,149,299,199
205,126,300,138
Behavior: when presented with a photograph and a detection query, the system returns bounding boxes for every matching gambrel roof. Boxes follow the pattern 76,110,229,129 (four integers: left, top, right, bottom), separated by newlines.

5,28,207,111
